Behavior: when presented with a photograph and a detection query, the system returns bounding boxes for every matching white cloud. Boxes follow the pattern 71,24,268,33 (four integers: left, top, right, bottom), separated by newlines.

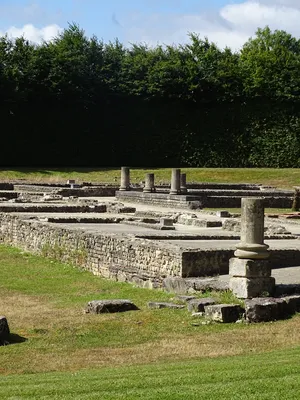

0,24,63,43
123,0,300,51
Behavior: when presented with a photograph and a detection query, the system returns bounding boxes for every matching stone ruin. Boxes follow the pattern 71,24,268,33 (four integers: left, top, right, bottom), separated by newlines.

116,167,295,209
1,169,300,336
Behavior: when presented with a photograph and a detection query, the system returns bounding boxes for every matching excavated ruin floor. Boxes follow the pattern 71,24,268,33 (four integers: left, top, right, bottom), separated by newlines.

2,192,300,283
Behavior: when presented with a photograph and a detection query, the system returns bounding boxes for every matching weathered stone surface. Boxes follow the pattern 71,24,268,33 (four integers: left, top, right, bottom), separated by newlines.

180,173,187,194
160,218,173,227
170,169,181,195
107,202,136,214
187,297,216,312
163,277,188,294
229,258,271,278
187,201,202,210
216,210,230,218
148,302,185,309
43,194,63,201
191,312,205,317
85,300,139,314
204,304,243,323
120,167,130,191
143,173,156,193
265,224,290,235
186,277,229,292
222,219,241,232
0,316,10,344
234,198,269,260
245,297,289,322
281,295,300,315
275,284,300,296
229,276,275,299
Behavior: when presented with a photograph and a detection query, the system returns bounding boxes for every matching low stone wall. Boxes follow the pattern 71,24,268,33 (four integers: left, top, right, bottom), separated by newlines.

14,184,61,193
116,191,292,209
0,213,300,287
0,213,183,287
0,191,19,200
116,191,202,209
201,196,293,208
56,186,118,197
0,204,107,213
13,185,118,197
0,183,14,190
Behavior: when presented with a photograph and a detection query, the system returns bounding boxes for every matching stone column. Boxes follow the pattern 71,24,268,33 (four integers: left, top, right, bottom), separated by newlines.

292,187,300,211
229,198,275,299
180,173,187,194
119,167,130,191
170,168,181,195
235,198,269,259
143,173,156,193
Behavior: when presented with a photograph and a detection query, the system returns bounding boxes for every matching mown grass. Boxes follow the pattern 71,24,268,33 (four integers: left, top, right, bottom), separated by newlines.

1,167,300,189
1,346,300,399
1,244,300,398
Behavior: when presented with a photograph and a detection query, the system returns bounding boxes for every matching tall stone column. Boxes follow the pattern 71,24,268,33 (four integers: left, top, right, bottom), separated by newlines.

119,167,130,191
180,173,187,194
143,173,156,193
229,198,275,299
170,168,181,195
235,198,269,259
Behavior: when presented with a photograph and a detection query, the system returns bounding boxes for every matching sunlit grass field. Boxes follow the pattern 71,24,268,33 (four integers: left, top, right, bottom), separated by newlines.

0,167,300,189
1,245,300,398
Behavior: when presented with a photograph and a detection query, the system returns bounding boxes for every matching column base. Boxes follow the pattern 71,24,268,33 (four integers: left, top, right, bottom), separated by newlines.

234,243,269,259
229,258,271,278
229,276,275,299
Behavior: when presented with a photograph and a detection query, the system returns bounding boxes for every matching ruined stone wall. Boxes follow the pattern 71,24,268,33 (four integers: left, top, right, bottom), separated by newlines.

13,185,118,197
0,213,299,287
0,213,182,287
116,191,293,209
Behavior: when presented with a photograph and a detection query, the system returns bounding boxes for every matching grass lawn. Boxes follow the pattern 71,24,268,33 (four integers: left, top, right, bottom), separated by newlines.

1,244,300,398
0,167,300,189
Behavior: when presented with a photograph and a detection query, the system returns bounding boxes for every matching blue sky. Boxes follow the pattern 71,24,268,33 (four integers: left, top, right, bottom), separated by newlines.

0,0,299,51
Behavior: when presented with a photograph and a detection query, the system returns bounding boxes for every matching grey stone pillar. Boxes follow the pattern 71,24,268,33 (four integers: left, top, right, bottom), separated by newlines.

229,198,275,299
119,167,130,191
143,173,155,193
170,169,181,195
180,173,187,194
234,198,269,260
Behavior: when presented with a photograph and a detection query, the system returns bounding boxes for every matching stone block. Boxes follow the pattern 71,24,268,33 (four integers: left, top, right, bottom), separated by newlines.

204,304,243,323
281,295,300,315
245,298,289,322
216,210,230,218
187,201,202,210
148,302,185,309
160,218,174,227
85,300,139,314
229,258,271,278
190,278,229,292
229,276,275,299
187,297,216,312
0,316,10,345
162,277,188,294
275,284,300,297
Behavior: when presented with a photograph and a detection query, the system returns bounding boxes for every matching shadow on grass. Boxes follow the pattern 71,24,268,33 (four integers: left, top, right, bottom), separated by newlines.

0,333,28,346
